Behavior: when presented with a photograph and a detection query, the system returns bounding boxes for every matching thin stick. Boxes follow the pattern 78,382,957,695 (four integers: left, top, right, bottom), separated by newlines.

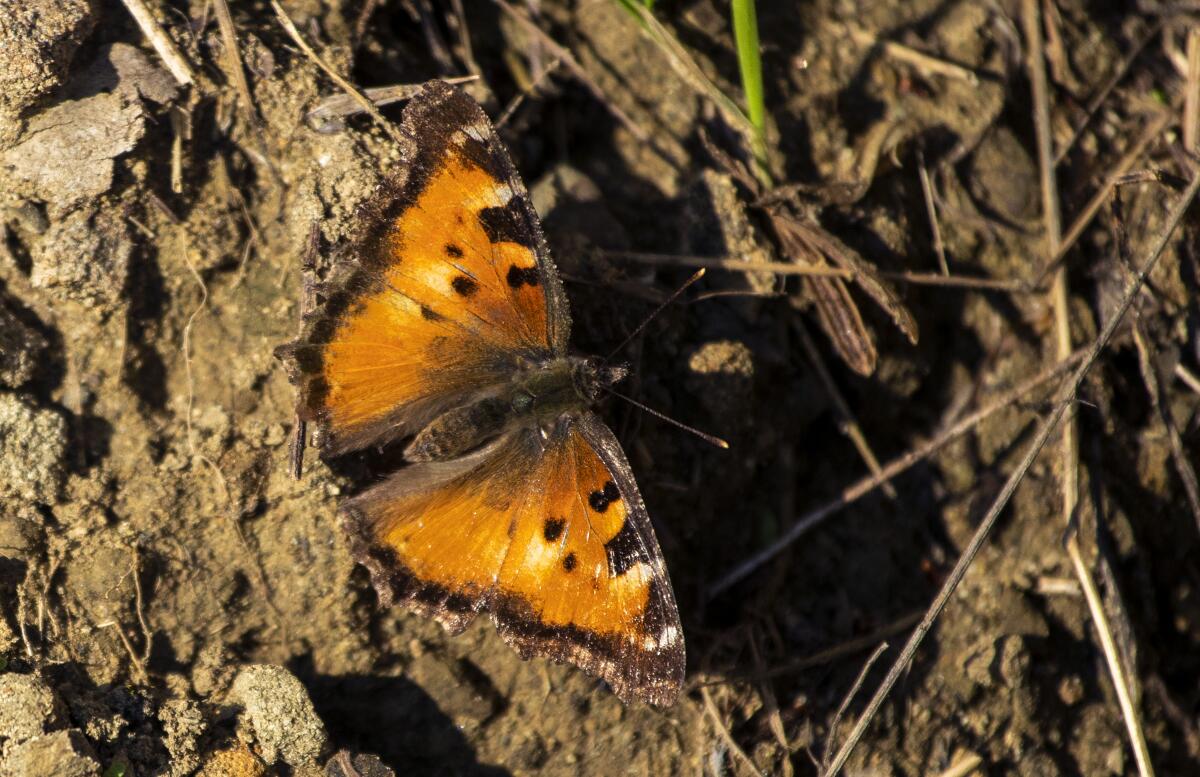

918,152,949,275
603,386,728,449
1033,109,1174,288
492,0,649,142
847,25,979,84
701,687,765,777
820,165,1200,777
1184,27,1200,154
605,269,705,360
794,319,896,499
120,0,195,86
821,642,888,773
1176,363,1200,395
607,251,1026,291
1027,4,1155,775
269,0,406,146
708,347,1086,597
496,57,563,129
1133,325,1200,535
936,753,984,777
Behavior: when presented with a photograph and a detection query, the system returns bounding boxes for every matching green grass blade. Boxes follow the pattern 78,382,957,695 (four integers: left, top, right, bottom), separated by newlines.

730,0,770,183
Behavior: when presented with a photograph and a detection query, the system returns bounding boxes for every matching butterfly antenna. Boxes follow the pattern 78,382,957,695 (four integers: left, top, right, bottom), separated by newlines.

604,269,706,362
602,386,729,450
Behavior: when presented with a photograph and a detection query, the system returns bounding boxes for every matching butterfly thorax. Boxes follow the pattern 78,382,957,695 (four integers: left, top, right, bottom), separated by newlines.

404,356,627,463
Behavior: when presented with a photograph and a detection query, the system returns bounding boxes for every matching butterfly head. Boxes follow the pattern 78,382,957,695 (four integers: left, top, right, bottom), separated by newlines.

572,357,629,403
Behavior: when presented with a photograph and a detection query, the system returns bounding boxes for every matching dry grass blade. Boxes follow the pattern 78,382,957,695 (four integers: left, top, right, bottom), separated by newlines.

1132,324,1200,534
270,0,406,147
821,642,888,773
1026,3,1155,775
708,346,1087,597
701,686,766,777
1183,27,1200,153
819,166,1200,777
120,0,195,86
847,25,979,84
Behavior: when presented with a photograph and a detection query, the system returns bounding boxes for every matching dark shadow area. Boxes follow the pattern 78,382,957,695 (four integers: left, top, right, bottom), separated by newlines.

291,655,512,777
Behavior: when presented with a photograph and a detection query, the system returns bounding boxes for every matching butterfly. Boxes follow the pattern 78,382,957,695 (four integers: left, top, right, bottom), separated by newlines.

276,80,685,706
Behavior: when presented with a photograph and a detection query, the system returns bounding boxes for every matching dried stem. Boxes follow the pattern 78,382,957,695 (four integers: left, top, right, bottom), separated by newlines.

819,163,1200,777
120,0,195,86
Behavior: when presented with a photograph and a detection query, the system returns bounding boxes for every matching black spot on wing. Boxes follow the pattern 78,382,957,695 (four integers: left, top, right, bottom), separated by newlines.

445,243,463,258
543,517,565,542
588,480,621,513
604,517,649,577
562,552,577,572
420,305,444,321
506,265,540,288
478,200,537,249
451,276,479,297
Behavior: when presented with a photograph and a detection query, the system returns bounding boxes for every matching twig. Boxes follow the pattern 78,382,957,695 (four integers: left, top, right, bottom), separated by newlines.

847,25,980,84
820,164,1200,777
1184,27,1200,154
496,57,564,129
793,319,896,499
1133,324,1200,534
1034,109,1174,288
821,642,888,773
1026,5,1155,776
120,0,195,86
269,0,406,147
212,0,279,186
1176,363,1200,395
305,77,478,133
492,0,649,142
936,752,984,777
918,151,949,275
607,251,1027,291
708,347,1087,597
701,686,765,777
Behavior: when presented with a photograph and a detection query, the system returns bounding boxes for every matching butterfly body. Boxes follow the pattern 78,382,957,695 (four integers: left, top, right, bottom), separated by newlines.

404,356,626,462
278,81,684,706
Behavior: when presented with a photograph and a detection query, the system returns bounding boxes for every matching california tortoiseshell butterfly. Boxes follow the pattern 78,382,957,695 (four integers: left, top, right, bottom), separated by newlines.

277,80,685,706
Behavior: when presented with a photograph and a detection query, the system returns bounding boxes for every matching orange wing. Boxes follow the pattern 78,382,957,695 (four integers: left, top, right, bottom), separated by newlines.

343,413,685,706
277,81,571,456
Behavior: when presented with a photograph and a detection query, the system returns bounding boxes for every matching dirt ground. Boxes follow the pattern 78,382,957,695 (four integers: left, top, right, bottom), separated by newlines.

1,0,1199,775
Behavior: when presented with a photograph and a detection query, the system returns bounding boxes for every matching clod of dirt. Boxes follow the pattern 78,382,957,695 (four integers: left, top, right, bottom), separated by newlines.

683,170,776,295
196,743,267,777
231,664,329,769
0,0,96,145
0,300,48,388
325,751,396,777
0,673,65,745
28,205,131,307
686,339,756,418
0,90,145,213
158,698,206,777
409,654,501,726
0,729,100,777
0,393,67,504
75,43,180,106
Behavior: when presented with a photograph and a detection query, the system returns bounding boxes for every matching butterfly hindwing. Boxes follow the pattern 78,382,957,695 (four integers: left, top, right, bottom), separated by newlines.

276,80,570,456
343,413,685,706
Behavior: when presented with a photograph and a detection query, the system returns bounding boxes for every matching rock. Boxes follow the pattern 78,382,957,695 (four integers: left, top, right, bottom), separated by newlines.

231,664,327,768
0,300,49,388
1,90,145,213
1,729,100,777
0,393,67,504
409,655,500,725
683,170,775,295
73,43,179,106
0,0,96,145
28,204,131,307
0,674,64,744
